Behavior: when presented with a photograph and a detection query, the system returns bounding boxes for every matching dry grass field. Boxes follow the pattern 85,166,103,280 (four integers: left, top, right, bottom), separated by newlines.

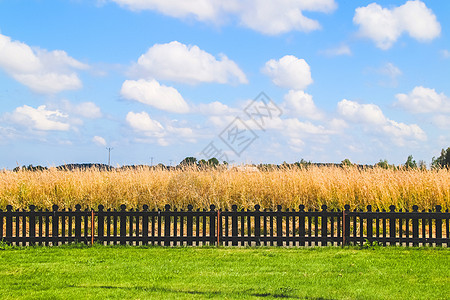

0,166,449,211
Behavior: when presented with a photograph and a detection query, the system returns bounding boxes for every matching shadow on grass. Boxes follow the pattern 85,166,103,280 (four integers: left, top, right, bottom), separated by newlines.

66,284,334,299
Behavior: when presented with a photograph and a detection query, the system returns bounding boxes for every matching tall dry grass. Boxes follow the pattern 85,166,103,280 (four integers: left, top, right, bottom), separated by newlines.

0,166,448,211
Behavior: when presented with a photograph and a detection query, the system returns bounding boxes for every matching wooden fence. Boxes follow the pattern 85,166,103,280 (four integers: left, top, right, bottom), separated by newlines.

1,204,449,247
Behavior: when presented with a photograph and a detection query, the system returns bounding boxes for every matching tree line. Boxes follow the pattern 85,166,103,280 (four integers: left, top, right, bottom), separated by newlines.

10,147,450,172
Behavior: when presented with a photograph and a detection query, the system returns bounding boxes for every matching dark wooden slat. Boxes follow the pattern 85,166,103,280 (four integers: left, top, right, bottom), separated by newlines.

187,205,193,246
276,205,282,246
435,205,442,247
209,205,216,246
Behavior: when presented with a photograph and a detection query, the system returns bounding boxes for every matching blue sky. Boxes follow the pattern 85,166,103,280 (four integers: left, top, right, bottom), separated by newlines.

0,0,449,169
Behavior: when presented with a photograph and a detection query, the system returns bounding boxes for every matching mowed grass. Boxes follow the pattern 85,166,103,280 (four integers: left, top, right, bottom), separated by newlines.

0,245,449,299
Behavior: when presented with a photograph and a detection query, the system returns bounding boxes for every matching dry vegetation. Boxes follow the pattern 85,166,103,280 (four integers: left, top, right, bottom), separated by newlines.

0,166,449,211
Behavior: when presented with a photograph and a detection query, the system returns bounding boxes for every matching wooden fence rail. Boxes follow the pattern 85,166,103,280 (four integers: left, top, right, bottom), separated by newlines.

1,204,449,247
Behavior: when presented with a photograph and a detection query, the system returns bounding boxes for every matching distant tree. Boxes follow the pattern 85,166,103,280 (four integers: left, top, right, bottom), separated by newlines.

341,158,353,167
13,165,47,172
431,147,450,169
295,159,311,168
404,155,417,169
179,157,197,166
207,157,219,167
376,159,390,169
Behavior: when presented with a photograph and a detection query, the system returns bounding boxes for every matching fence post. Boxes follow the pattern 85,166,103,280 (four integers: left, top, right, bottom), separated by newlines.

232,205,238,246
52,205,59,246
254,205,261,246
74,204,82,243
187,204,193,246
5,205,13,245
142,205,149,245
367,205,373,244
412,205,419,246
164,205,171,246
29,205,36,245
435,205,442,247
389,205,396,246
321,205,328,246
97,205,104,244
343,205,350,246
298,205,305,246
120,204,127,245
276,205,282,247
209,205,216,246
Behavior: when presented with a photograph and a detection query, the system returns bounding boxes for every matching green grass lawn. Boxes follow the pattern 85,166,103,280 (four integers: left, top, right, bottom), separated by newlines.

0,244,449,299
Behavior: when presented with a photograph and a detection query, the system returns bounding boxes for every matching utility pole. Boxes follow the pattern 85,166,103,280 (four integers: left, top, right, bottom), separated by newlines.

169,159,173,167
150,157,154,167
106,147,113,167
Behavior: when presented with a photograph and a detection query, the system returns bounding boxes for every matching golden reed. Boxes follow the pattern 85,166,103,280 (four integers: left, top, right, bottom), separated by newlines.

0,165,448,211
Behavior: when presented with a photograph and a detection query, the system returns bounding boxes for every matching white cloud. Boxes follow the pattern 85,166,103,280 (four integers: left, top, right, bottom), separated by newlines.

382,120,426,143
60,100,102,119
0,33,88,94
262,55,313,90
320,44,352,56
121,79,190,113
131,41,247,85
9,105,70,131
283,90,323,120
337,99,386,125
337,99,426,143
126,111,197,145
238,0,336,35
110,0,228,21
195,101,239,116
353,1,440,49
92,136,107,146
395,86,450,114
126,111,164,135
110,0,337,35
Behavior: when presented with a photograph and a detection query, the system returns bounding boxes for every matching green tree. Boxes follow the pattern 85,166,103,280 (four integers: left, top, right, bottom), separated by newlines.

431,147,450,169
341,158,353,167
207,157,219,167
404,155,417,169
376,159,389,169
179,157,197,166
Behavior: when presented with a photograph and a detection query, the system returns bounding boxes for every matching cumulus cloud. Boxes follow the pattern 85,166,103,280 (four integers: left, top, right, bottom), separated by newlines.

92,136,107,146
283,90,323,120
0,33,88,94
131,41,247,85
353,1,441,49
195,101,239,116
126,111,197,145
238,0,336,35
337,99,426,144
126,111,164,135
262,55,313,90
110,0,337,35
121,79,190,113
9,105,70,131
337,99,386,125
395,86,450,114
